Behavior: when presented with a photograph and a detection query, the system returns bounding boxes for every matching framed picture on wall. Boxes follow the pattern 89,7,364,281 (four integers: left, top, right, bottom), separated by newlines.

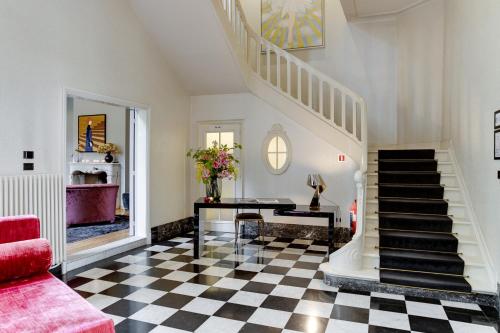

495,110,500,129
495,130,500,160
261,0,325,51
78,114,106,152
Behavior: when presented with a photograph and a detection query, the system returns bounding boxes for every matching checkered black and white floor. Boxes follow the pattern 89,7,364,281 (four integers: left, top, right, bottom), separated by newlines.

66,231,499,333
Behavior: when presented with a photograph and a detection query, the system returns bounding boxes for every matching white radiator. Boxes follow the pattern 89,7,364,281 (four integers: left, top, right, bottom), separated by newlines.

0,174,65,265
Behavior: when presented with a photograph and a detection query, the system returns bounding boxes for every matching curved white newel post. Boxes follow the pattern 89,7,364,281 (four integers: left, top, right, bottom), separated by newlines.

213,0,371,277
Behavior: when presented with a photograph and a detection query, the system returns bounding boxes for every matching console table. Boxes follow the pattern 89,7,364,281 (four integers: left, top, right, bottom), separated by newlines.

274,205,339,254
193,198,296,259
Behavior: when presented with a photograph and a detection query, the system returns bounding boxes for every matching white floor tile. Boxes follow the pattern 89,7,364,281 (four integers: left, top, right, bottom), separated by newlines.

171,283,209,297
370,292,405,301
405,301,448,320
171,237,192,243
75,280,116,293
307,279,338,292
292,239,313,245
223,254,251,262
86,294,120,309
163,271,197,282
294,299,333,318
105,314,126,326
150,253,179,261
271,285,306,299
325,319,369,333
150,326,190,333
369,309,410,331
118,264,151,274
125,288,167,303
77,268,113,279
121,275,158,287
286,268,316,279
228,291,268,307
191,258,220,266
257,251,280,259
201,266,232,277
298,255,324,263
129,304,177,324
195,316,245,333
251,272,283,284
205,240,228,246
334,292,371,309
213,277,249,290
182,297,225,315
157,261,187,270
308,245,328,252
268,259,296,268
449,321,498,333
267,242,289,248
282,248,306,254
145,245,172,252
115,255,143,264
247,308,292,328
176,243,193,249
235,263,266,272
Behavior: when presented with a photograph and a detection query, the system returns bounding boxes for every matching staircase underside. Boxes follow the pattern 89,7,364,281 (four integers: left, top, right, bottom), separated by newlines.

377,149,472,293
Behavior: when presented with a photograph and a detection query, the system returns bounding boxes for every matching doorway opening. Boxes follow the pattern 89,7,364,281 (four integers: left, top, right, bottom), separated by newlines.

63,90,149,264
198,122,242,231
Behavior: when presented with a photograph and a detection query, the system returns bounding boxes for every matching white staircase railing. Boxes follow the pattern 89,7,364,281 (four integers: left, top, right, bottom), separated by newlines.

214,0,368,273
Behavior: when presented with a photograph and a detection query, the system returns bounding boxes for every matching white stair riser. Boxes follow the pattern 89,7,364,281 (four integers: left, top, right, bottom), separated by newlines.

441,175,458,187
366,187,463,202
367,175,377,186
464,265,487,280
363,255,379,269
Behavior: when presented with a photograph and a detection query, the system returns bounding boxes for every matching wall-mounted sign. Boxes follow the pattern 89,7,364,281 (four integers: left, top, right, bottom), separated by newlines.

338,154,345,162
495,130,500,160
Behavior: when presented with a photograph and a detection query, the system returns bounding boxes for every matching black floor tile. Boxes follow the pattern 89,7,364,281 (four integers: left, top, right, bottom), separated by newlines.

338,288,371,296
276,253,301,261
139,267,172,278
240,323,282,333
97,261,130,271
280,276,311,288
370,297,407,313
146,279,182,292
66,276,92,288
166,248,190,254
153,293,194,309
214,259,241,269
293,261,320,270
100,284,141,298
135,257,165,267
170,255,193,263
225,269,257,280
409,315,453,333
114,319,156,333
161,310,209,332
302,289,337,303
245,256,273,265
178,264,209,273
368,325,410,333
443,306,490,324
187,274,221,286
75,290,93,298
261,295,299,312
285,313,329,333
102,299,147,317
214,302,257,321
241,281,276,294
288,243,309,249
261,265,290,275
199,286,237,301
330,304,369,324
100,272,134,283
405,295,441,304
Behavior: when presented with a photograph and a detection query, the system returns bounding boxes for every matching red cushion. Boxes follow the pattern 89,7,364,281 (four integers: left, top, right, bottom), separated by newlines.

0,238,52,283
0,273,115,333
0,215,40,244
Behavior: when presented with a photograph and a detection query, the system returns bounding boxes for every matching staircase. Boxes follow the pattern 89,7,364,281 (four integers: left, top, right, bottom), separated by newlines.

375,149,470,292
365,147,497,294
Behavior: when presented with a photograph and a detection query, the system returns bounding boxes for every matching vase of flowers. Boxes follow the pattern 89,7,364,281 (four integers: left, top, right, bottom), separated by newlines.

187,142,242,202
97,143,120,163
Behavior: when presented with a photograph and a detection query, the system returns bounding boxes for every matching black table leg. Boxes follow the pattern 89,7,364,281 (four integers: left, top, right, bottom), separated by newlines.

328,214,334,255
194,207,201,259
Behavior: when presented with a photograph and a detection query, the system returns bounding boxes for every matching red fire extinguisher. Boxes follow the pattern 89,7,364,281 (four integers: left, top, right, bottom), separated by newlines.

350,200,357,237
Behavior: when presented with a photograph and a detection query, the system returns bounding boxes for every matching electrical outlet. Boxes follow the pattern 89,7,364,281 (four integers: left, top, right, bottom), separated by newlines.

23,151,34,159
23,163,34,171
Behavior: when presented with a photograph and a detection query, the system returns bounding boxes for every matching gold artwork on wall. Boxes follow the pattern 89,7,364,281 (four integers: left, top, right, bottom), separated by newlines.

78,114,106,152
261,0,325,50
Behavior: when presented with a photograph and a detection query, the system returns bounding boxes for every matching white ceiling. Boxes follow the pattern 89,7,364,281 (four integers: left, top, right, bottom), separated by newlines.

340,0,428,20
129,0,247,95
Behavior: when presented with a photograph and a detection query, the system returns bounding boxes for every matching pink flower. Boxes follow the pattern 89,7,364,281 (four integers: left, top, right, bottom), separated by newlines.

201,168,210,179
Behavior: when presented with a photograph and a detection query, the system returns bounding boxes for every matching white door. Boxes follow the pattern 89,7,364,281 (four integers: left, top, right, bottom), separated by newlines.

198,122,242,226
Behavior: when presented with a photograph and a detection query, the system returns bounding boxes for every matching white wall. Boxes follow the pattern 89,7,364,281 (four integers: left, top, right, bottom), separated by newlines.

240,0,398,146
442,0,500,281
0,0,190,227
189,93,357,227
396,0,445,144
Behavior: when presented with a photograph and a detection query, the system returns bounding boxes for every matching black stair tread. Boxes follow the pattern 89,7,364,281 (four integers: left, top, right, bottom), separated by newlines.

380,249,464,264
378,197,448,204
380,269,471,292
378,149,435,160
378,158,437,162
378,171,440,175
378,212,452,222
378,183,443,188
379,230,457,242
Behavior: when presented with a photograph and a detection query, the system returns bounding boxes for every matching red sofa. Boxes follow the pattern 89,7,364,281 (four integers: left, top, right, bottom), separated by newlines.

66,184,119,226
0,215,115,333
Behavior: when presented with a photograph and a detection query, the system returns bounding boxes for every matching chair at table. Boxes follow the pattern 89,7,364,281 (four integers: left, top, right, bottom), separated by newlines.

234,209,265,242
